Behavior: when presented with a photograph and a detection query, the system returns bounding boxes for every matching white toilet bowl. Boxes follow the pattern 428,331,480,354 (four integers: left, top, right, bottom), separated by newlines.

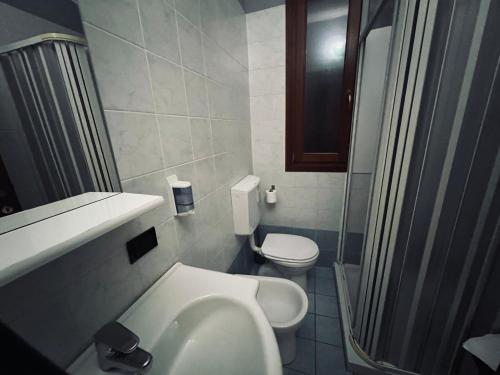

260,233,319,291
238,275,308,365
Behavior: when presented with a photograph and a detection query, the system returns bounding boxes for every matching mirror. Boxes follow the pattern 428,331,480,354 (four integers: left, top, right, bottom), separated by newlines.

0,0,121,234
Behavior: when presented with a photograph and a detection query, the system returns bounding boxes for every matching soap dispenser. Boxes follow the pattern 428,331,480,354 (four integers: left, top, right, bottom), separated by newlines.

167,175,195,216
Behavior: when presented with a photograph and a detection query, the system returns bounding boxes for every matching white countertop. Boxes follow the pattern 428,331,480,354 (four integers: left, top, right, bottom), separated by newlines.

0,192,163,287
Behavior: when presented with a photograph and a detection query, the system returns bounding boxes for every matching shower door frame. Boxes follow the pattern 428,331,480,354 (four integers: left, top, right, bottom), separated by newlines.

355,0,439,352
335,0,440,372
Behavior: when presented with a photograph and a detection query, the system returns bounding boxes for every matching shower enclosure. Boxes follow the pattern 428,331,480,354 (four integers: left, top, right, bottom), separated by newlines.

337,0,500,374
338,0,395,314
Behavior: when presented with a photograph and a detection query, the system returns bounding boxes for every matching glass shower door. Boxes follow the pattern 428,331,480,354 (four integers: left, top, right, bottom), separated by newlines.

338,0,396,323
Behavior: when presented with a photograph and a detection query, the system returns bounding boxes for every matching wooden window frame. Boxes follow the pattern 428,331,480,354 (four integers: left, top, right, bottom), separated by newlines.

285,0,362,172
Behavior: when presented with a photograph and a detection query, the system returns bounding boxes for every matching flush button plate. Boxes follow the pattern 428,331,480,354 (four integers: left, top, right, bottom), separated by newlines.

126,227,158,264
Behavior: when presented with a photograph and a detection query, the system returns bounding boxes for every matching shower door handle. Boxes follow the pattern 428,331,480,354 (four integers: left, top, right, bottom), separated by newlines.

346,90,353,111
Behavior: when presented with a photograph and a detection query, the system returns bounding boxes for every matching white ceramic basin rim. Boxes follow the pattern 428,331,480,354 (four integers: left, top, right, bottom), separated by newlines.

151,295,269,375
68,263,282,375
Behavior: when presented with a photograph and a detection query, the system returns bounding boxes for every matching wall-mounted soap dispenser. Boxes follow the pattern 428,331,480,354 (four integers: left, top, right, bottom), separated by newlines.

166,175,195,216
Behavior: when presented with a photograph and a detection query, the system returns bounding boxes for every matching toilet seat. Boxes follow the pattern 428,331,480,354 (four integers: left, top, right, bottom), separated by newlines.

265,253,318,264
262,234,319,263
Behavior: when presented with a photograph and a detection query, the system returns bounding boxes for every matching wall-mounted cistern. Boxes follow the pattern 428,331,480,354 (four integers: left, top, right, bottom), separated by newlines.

94,322,153,374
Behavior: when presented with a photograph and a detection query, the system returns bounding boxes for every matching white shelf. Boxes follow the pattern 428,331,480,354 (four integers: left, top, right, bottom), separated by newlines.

0,193,164,287
0,192,119,234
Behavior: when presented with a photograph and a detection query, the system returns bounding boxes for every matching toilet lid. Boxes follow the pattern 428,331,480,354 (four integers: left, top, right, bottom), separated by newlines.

261,234,319,262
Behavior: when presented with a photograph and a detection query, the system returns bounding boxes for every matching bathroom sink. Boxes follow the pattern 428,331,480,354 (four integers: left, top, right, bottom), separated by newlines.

150,297,271,375
68,263,282,375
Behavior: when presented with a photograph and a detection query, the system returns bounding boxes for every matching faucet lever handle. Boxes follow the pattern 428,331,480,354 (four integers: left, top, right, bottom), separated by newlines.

94,322,139,354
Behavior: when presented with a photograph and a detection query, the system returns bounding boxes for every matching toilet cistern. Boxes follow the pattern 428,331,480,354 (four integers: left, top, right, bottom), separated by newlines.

231,175,319,290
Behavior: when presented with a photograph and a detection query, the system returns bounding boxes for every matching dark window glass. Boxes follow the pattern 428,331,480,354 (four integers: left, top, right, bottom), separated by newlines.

304,0,349,153
286,0,361,172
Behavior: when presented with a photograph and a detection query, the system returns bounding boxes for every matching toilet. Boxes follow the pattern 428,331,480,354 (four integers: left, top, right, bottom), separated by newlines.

238,275,308,364
231,175,320,291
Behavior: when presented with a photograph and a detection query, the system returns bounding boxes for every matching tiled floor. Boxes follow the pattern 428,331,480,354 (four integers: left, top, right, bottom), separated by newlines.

284,266,351,375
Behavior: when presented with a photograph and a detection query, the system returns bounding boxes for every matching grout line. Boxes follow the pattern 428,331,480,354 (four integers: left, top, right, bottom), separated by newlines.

250,92,286,99
199,31,218,187
154,215,175,228
247,35,286,47
297,337,316,343
313,303,317,352
104,108,242,122
315,313,340,319
145,48,213,84
314,339,344,349
82,21,144,50
82,21,237,88
120,151,231,183
134,0,169,171
173,8,196,171
315,293,337,297
172,1,249,73
248,64,286,72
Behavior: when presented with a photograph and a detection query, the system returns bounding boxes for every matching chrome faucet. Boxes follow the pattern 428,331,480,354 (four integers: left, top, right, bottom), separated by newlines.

94,322,153,374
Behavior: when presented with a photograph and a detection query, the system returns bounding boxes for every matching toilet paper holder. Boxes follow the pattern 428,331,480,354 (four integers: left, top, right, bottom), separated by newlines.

167,175,195,216
266,185,277,204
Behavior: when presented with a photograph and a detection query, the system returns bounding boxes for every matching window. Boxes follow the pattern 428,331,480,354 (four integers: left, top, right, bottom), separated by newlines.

286,0,362,172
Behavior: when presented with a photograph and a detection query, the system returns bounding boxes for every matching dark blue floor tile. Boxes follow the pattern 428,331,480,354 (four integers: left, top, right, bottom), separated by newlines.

283,368,306,375
316,342,351,375
307,272,315,293
298,313,315,340
315,294,339,318
315,266,334,280
307,293,315,313
316,277,336,296
285,338,315,374
316,315,342,347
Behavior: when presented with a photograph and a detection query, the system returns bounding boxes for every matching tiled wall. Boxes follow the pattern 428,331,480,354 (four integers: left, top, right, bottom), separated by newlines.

0,210,174,368
0,0,252,369
239,0,285,14
0,3,352,369
80,0,252,270
246,6,346,232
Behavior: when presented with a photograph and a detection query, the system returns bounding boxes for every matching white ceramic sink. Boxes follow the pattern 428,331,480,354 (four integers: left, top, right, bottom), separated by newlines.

68,263,282,375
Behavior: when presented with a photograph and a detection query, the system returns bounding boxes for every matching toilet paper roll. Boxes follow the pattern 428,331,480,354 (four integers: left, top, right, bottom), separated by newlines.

266,189,277,204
